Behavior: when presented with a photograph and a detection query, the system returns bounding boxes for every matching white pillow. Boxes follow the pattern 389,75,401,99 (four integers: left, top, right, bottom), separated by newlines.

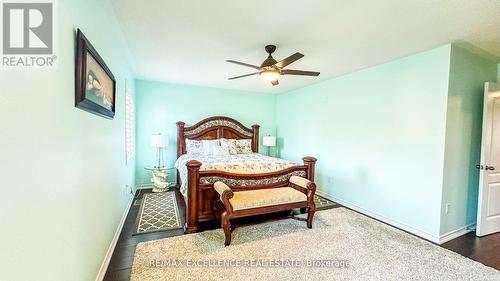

220,138,229,150
202,140,219,155
212,145,230,156
186,139,203,154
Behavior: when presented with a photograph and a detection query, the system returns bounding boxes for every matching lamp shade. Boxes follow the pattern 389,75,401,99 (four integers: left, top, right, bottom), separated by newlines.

150,133,168,148
263,136,276,147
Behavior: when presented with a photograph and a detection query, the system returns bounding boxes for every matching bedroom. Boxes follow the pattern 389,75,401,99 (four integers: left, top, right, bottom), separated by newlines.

0,0,500,281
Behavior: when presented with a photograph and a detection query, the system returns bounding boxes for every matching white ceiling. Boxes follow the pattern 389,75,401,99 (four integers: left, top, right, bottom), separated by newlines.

110,0,500,94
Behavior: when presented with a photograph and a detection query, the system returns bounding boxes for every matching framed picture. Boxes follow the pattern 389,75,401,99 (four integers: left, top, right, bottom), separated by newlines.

75,29,116,119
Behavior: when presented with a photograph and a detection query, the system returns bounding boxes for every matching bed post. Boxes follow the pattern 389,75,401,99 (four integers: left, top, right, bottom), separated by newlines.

176,122,186,157
185,160,201,234
303,157,317,181
252,124,260,153
176,122,186,185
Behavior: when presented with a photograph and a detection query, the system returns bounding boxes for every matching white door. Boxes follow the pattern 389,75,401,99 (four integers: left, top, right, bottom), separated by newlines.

477,82,500,236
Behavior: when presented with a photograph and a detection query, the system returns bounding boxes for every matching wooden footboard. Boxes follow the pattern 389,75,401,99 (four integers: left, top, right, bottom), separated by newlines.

184,157,317,233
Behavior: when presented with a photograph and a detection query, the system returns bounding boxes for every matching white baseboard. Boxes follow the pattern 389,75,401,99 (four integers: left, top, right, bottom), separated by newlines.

94,194,134,281
135,183,178,190
438,223,475,244
136,183,152,190
317,191,475,244
316,191,443,244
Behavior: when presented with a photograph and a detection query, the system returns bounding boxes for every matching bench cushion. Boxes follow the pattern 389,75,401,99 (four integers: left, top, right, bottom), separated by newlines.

229,187,307,211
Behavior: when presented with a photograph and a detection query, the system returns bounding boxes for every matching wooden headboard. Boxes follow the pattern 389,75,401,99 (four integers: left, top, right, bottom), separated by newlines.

176,116,260,158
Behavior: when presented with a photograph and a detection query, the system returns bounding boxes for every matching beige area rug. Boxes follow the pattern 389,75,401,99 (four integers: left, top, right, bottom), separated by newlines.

133,192,182,235
131,208,500,280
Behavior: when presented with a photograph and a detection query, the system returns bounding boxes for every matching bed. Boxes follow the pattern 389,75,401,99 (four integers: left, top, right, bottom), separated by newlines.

176,116,317,233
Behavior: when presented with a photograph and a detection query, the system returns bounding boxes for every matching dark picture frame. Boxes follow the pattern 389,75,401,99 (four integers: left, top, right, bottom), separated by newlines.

75,29,116,119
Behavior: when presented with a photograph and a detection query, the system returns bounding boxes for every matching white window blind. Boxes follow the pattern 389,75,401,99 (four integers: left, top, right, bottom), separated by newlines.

125,89,135,164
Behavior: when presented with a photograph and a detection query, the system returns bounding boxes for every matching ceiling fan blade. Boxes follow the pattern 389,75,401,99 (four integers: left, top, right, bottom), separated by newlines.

228,72,259,80
274,53,304,68
226,60,261,70
282,69,320,76
271,79,279,86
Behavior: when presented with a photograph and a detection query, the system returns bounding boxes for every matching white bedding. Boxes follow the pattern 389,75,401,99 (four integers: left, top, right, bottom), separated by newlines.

174,153,298,196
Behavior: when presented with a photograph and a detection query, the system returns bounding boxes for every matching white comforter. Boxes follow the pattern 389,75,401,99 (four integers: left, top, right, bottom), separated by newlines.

175,153,297,196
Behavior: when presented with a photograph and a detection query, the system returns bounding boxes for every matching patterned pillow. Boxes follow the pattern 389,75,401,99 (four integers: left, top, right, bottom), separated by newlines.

185,139,203,154
226,139,252,154
237,139,253,154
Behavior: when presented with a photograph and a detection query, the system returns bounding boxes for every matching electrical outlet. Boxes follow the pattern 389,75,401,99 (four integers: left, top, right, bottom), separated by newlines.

445,204,451,214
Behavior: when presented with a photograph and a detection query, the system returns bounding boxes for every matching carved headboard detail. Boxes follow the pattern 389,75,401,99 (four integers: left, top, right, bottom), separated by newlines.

176,116,260,158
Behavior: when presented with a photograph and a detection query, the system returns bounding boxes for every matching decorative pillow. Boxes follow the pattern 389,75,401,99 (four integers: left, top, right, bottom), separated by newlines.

236,139,253,154
224,139,238,155
226,139,252,154
185,139,203,154
212,145,230,156
202,140,219,155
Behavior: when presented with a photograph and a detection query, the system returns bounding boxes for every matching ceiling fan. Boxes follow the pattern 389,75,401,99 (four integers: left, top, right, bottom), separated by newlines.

226,45,320,86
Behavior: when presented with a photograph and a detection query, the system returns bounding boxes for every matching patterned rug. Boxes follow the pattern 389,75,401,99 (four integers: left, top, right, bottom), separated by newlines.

133,192,182,235
314,194,337,210
131,208,500,281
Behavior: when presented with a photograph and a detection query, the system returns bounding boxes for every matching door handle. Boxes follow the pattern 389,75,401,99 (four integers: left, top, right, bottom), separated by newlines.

486,165,495,171
476,164,484,170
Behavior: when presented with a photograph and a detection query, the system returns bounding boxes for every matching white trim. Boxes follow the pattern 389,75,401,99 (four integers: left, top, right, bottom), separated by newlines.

136,183,152,190
316,191,441,243
94,194,134,281
438,223,476,244
136,183,177,190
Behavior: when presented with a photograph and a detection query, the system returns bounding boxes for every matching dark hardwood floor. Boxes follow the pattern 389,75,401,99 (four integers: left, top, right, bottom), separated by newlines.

104,187,500,281
103,187,186,281
441,231,500,270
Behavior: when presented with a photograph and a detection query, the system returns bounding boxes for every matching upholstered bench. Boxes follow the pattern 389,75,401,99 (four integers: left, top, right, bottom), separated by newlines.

214,176,316,246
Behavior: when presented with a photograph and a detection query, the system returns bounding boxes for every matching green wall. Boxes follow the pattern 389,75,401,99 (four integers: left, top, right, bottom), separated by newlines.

0,1,135,281
440,46,499,235
276,45,453,238
134,80,276,185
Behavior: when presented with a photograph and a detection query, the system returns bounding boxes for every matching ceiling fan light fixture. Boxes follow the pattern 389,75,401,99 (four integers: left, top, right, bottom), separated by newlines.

260,69,280,81
226,45,319,84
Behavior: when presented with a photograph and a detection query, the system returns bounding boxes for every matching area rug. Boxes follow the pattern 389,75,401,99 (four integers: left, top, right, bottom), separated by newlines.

133,192,182,235
314,194,336,210
131,207,499,280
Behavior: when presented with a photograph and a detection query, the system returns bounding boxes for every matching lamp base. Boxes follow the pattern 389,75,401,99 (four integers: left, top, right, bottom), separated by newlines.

154,147,165,170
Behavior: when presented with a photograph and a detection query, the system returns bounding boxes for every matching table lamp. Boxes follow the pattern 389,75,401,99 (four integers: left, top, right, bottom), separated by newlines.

150,133,168,168
263,135,276,156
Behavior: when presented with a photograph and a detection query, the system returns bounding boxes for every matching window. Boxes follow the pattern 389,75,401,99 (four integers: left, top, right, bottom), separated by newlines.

125,84,135,164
